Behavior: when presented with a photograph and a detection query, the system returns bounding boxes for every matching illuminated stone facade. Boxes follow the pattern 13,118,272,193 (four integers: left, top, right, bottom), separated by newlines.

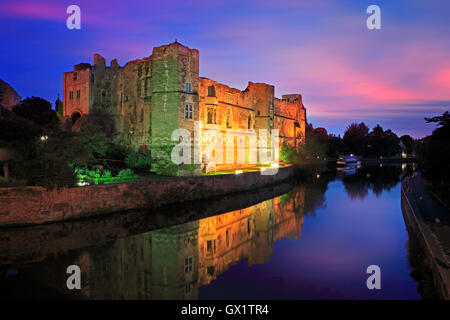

62,41,306,175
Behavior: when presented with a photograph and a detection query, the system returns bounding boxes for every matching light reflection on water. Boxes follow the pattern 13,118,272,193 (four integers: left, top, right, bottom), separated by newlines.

0,165,422,299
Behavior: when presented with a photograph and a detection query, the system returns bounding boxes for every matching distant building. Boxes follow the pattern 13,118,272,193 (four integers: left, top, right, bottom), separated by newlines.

62,41,307,175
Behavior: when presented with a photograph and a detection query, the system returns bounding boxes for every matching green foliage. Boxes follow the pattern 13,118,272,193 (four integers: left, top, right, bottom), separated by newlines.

183,164,196,172
12,97,58,126
75,166,137,184
72,122,110,165
125,151,152,169
334,122,402,157
416,111,450,191
118,168,134,177
11,134,78,189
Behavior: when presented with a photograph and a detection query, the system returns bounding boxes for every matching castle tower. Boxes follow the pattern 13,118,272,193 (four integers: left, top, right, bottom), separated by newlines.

150,42,199,176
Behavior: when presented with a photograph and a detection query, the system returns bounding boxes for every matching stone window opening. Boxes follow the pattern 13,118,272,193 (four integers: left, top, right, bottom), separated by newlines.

208,85,216,97
186,82,192,93
226,109,232,128
207,108,216,124
185,283,191,293
248,114,252,129
76,90,80,99
184,256,193,273
185,104,193,120
206,240,216,254
207,266,215,276
226,229,230,248
69,91,73,100
73,72,77,81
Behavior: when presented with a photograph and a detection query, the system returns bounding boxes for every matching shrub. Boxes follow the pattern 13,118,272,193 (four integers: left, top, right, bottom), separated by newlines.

125,151,151,169
118,168,134,177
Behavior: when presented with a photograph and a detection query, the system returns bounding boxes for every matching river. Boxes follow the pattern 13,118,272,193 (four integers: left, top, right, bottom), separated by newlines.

0,164,425,299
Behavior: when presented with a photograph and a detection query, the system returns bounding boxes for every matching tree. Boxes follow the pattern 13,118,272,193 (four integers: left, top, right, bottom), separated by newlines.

343,122,369,140
400,135,415,154
416,111,450,189
343,122,369,155
12,97,58,126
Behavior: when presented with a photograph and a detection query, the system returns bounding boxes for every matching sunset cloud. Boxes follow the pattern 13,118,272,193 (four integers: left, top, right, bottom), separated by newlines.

0,0,449,138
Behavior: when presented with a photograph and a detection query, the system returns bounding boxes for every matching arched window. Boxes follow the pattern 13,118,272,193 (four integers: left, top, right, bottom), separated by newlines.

208,85,216,97
207,108,214,124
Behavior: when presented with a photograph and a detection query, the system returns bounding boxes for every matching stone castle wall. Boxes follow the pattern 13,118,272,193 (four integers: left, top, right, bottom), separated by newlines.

62,41,307,175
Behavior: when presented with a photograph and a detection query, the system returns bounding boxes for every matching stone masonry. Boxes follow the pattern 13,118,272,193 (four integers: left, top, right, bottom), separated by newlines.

62,41,307,175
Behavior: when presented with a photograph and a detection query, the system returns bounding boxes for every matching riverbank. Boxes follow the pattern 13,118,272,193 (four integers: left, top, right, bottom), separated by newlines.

0,165,295,227
0,181,294,265
401,174,450,299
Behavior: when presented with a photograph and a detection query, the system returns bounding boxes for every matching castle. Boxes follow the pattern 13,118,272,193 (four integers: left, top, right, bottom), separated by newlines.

62,41,307,175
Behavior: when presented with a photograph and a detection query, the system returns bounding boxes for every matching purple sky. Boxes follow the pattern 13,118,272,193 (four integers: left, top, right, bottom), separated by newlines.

1,0,449,138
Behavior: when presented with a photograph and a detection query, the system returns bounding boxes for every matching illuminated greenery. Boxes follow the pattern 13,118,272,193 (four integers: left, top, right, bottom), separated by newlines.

75,166,139,184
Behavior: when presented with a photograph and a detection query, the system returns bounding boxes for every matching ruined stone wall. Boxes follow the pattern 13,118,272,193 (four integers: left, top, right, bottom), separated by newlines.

62,41,307,175
199,78,257,170
274,94,306,147
63,64,91,121
150,43,200,176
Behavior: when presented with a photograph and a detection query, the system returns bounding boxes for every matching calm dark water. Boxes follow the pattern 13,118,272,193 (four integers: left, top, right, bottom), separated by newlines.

0,165,422,299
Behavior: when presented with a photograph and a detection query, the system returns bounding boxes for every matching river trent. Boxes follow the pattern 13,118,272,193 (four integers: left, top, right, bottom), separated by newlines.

0,165,425,299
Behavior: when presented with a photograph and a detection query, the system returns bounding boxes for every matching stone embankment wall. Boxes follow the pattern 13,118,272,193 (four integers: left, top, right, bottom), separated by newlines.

0,166,294,227
401,182,450,300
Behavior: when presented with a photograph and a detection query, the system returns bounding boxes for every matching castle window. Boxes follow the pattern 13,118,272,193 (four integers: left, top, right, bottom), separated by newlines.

207,108,216,124
69,91,73,100
226,109,231,128
184,256,193,273
186,82,192,93
185,104,193,119
185,283,191,293
206,240,216,254
73,72,77,81
248,114,252,129
226,230,230,248
208,85,216,97
76,90,80,99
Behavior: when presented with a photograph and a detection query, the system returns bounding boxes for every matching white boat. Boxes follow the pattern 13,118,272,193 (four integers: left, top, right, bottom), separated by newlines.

337,155,361,167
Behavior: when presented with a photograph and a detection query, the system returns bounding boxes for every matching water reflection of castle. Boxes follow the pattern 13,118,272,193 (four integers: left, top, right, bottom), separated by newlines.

80,186,305,299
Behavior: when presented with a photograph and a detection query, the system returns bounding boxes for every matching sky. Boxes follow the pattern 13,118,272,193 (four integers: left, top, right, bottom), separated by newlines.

0,0,449,138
